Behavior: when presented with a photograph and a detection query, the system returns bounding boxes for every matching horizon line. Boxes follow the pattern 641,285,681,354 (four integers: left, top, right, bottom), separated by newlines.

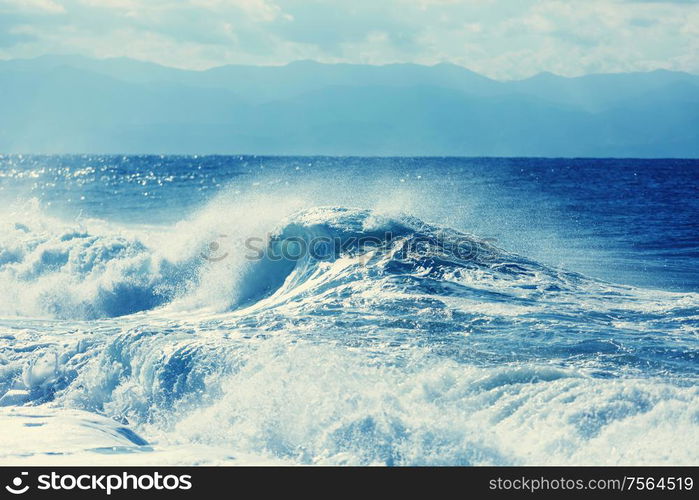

2,153,698,161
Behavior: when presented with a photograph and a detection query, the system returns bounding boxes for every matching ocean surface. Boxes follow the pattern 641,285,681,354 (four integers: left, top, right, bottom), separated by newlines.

0,155,697,465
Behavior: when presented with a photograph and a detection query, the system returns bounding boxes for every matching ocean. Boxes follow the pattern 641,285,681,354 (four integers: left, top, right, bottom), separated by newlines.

0,155,697,465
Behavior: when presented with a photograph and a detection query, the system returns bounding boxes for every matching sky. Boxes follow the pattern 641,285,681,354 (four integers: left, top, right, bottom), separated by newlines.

0,0,697,79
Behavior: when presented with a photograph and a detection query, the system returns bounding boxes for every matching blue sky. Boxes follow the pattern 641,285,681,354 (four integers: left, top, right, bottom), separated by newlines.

0,0,697,79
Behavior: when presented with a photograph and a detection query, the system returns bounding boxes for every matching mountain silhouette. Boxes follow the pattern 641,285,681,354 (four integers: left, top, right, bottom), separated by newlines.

1,55,697,156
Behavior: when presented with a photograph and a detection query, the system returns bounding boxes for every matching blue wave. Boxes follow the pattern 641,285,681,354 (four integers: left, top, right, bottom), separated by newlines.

0,205,577,319
1,204,697,465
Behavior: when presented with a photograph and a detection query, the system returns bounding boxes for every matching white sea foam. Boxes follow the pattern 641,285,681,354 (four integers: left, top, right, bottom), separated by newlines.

1,203,697,465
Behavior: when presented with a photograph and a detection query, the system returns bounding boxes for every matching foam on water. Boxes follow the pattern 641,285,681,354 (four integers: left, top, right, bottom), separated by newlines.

169,341,698,465
0,157,698,465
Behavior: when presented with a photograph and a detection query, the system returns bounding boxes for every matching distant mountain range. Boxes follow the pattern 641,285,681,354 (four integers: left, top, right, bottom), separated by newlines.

1,55,698,156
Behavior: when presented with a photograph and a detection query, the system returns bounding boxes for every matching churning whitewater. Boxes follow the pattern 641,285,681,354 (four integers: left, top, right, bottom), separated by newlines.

0,155,697,465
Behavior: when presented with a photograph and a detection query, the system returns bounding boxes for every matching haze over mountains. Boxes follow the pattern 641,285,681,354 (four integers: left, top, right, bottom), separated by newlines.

1,55,698,156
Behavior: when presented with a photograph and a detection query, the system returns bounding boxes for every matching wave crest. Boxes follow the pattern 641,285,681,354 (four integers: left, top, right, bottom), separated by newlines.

0,204,659,320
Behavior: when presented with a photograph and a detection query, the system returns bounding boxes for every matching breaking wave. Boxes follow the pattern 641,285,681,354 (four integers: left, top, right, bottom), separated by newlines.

1,203,697,465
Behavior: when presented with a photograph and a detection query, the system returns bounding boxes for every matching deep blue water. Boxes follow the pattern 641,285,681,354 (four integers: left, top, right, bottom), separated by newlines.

0,155,697,465
2,155,697,290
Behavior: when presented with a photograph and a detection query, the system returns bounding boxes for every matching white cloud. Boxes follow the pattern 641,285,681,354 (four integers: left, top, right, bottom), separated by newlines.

0,0,65,14
0,0,697,78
